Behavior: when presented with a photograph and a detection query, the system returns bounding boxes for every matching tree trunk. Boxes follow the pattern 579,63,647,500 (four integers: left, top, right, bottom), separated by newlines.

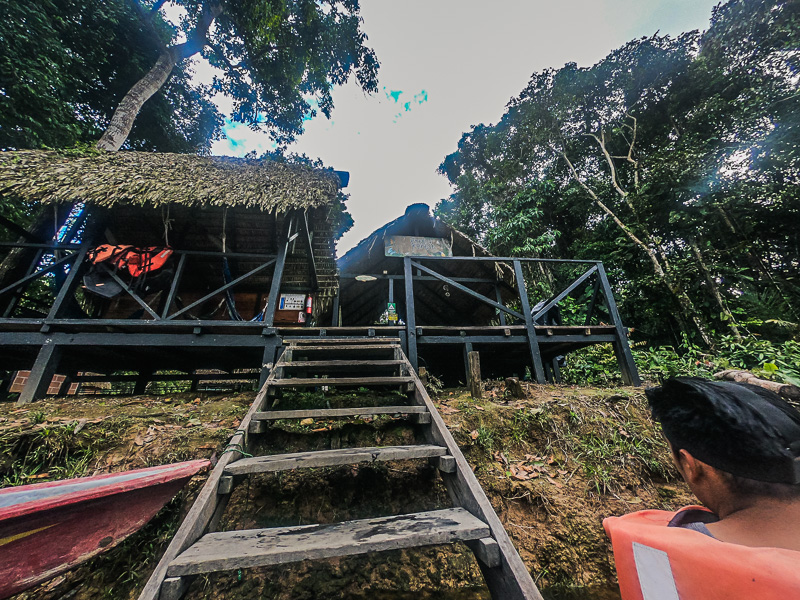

714,369,800,400
714,204,800,322
95,2,222,152
689,237,742,340
96,51,176,151
561,151,714,347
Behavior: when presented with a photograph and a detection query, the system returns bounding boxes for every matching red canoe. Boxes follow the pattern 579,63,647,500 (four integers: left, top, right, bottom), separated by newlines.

0,459,209,598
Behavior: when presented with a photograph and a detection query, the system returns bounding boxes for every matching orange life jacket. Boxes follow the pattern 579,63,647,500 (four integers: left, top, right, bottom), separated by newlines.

603,507,800,600
88,245,173,278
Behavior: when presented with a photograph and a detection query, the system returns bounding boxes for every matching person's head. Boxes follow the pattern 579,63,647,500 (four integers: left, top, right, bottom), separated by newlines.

646,377,800,508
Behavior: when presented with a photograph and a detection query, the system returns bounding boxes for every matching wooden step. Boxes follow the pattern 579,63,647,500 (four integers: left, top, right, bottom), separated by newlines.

167,508,490,577
278,360,404,370
288,337,402,345
271,376,413,388
253,405,428,421
289,344,399,353
224,445,447,476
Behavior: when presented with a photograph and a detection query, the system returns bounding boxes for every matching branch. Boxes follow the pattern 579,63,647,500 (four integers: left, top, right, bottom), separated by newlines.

171,2,223,61
127,0,168,52
561,150,666,280
585,130,628,200
624,113,639,189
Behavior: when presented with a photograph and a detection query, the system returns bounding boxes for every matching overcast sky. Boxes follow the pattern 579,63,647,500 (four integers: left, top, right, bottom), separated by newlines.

207,0,722,254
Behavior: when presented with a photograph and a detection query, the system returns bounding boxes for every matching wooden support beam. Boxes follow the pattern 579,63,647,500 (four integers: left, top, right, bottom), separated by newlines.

17,340,61,405
468,351,482,399
513,260,546,384
403,355,544,600
403,257,418,371
0,252,76,300
161,253,187,318
494,284,506,326
531,265,598,322
331,285,340,326
263,215,294,328
596,263,641,386
584,275,602,326
46,240,92,320
410,260,525,321
167,259,277,321
300,211,318,292
98,264,161,320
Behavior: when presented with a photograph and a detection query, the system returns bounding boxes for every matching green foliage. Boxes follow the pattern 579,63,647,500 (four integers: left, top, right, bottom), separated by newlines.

561,338,800,386
437,0,800,347
0,421,119,486
201,0,379,147
0,0,221,152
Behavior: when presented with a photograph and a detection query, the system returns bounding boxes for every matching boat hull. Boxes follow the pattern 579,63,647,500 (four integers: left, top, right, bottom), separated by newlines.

0,460,208,598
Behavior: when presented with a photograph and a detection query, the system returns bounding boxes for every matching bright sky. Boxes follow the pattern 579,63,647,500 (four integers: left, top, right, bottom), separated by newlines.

205,0,721,255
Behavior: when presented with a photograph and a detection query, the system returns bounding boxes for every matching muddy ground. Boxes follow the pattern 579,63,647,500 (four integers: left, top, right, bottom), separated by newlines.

0,382,694,600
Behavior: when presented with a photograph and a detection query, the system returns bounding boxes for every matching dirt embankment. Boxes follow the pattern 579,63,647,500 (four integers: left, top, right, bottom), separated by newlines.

1,384,693,600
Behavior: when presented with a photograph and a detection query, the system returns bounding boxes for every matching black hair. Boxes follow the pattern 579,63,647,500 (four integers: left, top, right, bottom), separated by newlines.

646,377,800,495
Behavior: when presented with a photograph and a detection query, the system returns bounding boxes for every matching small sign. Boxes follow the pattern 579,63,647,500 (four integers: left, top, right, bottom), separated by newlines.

279,294,305,311
385,236,452,258
387,302,398,322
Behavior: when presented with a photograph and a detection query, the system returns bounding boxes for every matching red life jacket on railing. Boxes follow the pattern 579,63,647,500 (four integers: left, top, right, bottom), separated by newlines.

603,507,800,600
88,245,173,278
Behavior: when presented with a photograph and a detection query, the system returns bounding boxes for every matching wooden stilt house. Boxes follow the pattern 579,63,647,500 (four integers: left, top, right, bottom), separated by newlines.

0,150,348,403
335,204,641,386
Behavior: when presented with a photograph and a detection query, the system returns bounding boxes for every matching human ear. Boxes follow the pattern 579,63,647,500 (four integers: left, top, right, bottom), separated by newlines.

675,449,703,484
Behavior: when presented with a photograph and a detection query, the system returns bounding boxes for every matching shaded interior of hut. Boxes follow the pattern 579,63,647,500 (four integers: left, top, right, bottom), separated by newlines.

12,203,335,326
337,204,518,328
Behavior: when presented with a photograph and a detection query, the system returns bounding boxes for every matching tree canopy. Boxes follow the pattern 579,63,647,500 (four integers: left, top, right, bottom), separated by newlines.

0,0,222,152
96,0,379,151
438,0,800,347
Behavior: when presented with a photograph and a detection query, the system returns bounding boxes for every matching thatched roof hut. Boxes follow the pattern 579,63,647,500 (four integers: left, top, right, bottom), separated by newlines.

0,150,349,320
0,150,344,212
336,204,515,326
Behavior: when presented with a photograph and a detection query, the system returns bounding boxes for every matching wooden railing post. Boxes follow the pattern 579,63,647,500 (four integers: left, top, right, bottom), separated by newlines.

596,262,641,386
403,257,418,371
513,260,546,384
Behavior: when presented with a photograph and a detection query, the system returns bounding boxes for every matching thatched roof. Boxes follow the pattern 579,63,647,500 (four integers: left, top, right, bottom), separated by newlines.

0,150,343,212
338,203,495,272
335,204,516,327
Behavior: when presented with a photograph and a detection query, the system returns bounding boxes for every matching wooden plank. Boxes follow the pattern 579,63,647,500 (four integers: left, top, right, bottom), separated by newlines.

160,577,190,600
289,344,399,352
271,376,413,388
253,405,427,421
167,508,489,577
224,445,447,475
288,337,402,345
468,351,482,399
277,360,404,369
468,537,501,568
436,455,457,473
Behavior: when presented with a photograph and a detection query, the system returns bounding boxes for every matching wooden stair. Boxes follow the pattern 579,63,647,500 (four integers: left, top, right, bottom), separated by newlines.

167,508,488,576
139,337,542,600
224,445,447,475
